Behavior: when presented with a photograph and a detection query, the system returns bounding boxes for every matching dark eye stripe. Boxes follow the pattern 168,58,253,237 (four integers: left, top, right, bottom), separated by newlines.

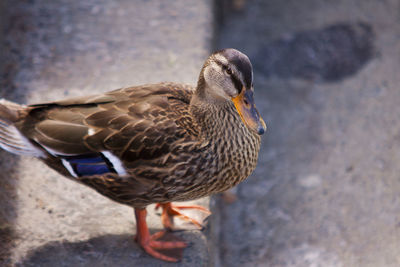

214,60,243,94
228,55,253,89
230,74,243,94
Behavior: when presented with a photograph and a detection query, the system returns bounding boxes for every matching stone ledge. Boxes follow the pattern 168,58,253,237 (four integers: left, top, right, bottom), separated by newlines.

0,1,214,266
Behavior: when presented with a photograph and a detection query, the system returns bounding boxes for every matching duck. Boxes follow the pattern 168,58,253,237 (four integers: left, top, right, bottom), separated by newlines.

0,48,266,262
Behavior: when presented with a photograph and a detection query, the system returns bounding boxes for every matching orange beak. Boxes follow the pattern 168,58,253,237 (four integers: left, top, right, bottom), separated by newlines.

232,87,266,135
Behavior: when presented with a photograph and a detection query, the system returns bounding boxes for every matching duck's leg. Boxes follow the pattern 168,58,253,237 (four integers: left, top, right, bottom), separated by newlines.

155,202,211,230
134,208,187,262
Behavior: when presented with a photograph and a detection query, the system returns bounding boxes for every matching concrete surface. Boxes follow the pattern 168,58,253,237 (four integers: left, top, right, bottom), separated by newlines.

0,0,213,266
3,1,400,266
215,0,400,266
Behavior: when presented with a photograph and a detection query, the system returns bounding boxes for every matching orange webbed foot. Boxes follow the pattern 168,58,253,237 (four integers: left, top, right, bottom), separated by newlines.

136,230,188,262
134,208,188,262
155,202,211,230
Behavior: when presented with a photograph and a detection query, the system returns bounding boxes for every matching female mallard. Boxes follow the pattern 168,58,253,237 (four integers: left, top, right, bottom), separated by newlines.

0,48,266,262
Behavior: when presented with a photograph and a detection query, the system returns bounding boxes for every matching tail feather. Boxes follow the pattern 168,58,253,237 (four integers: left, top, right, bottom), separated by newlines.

0,99,22,123
0,99,44,157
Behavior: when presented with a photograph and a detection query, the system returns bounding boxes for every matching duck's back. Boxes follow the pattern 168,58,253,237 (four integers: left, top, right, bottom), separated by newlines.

19,82,199,159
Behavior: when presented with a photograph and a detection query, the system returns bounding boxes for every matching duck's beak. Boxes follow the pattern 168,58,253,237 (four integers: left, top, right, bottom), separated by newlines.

232,87,266,135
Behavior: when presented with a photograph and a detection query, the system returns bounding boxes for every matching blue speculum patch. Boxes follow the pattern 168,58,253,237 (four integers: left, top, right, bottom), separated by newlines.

63,153,116,176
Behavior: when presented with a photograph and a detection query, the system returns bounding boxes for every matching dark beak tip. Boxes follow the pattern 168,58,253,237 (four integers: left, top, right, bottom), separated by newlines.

257,126,266,135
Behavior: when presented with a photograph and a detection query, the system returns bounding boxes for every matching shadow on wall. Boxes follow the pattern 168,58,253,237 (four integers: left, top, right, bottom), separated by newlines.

17,234,142,266
16,231,207,266
252,22,375,82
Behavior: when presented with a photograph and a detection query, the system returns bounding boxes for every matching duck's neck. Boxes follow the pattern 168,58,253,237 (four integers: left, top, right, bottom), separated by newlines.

190,92,244,140
189,87,261,192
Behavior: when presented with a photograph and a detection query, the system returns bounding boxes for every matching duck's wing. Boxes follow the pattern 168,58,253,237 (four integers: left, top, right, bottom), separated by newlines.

16,83,200,180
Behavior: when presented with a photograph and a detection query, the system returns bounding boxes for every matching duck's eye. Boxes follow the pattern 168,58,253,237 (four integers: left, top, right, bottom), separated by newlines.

225,67,233,75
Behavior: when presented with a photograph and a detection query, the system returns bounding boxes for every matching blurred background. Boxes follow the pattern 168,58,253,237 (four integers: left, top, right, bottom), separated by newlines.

1,0,400,266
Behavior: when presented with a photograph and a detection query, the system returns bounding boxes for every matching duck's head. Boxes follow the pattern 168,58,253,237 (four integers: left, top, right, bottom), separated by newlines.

197,48,266,135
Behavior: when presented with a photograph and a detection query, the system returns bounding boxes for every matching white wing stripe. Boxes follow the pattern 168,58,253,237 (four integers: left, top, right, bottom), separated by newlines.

61,159,78,177
101,151,128,176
